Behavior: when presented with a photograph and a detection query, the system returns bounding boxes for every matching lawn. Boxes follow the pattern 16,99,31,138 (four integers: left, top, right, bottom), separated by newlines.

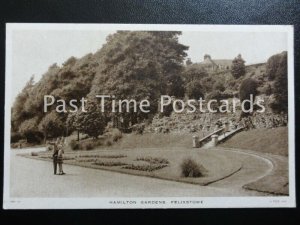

220,127,288,156
243,153,289,195
112,133,199,149
25,147,242,186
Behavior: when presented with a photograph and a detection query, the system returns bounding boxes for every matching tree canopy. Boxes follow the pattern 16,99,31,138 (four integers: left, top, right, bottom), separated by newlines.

231,54,246,79
89,31,188,126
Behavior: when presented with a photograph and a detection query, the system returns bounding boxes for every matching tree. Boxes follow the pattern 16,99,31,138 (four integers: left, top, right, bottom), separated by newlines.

201,76,215,93
269,52,288,113
19,116,42,143
185,81,204,99
182,64,208,83
38,111,65,142
186,58,193,66
89,31,188,128
213,80,225,92
69,99,107,138
266,51,287,81
11,75,35,132
239,78,257,115
12,52,97,141
231,54,246,79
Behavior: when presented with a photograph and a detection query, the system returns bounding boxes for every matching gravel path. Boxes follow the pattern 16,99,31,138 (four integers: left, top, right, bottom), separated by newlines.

207,147,273,195
10,147,273,198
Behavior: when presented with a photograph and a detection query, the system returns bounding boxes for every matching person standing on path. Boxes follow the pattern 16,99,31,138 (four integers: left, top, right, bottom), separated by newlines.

57,137,66,175
48,137,60,175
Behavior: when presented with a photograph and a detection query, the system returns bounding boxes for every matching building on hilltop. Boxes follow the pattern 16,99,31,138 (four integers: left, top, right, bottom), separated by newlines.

200,54,233,72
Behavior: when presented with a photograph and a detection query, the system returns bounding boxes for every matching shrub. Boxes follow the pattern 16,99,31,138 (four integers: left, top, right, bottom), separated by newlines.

93,161,127,167
105,140,112,146
81,142,94,150
76,158,97,163
136,156,169,164
111,129,122,142
131,123,145,134
201,76,214,93
213,81,225,92
185,80,205,99
100,154,127,159
221,90,234,99
105,128,123,142
123,164,168,172
11,143,19,148
76,154,126,159
11,132,24,143
180,158,205,177
69,140,79,150
31,151,39,156
259,84,272,95
94,139,103,146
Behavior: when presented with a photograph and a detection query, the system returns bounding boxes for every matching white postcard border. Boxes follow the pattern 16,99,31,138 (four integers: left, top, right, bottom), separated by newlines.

3,23,296,209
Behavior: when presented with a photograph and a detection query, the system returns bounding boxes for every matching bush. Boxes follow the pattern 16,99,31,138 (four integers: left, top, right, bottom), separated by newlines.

123,164,168,171
11,132,24,143
213,81,225,92
105,140,112,146
259,84,272,95
206,90,223,101
105,128,123,142
76,154,126,159
131,123,145,134
100,154,127,159
94,139,103,146
93,161,127,167
180,158,205,177
69,140,79,150
112,129,122,142
136,156,169,164
31,151,39,156
185,80,205,99
11,143,19,148
81,142,94,150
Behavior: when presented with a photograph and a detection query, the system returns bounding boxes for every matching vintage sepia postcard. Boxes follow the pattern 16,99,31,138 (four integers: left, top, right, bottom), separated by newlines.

3,24,295,209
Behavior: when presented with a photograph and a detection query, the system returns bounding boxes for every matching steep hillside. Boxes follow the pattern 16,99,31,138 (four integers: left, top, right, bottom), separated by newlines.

220,127,288,156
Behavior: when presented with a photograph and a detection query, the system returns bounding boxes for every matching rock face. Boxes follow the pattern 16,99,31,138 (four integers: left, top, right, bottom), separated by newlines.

144,111,238,135
144,108,288,134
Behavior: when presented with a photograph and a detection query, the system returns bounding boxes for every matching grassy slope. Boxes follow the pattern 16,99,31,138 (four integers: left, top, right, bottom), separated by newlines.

112,133,197,149
220,127,288,156
243,153,288,195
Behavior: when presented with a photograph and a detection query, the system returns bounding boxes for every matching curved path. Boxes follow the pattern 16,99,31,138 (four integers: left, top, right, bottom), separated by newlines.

10,147,274,198
206,147,274,195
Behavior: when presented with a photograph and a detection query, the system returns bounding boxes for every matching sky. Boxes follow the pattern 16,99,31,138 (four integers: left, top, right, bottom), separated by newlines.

10,29,288,101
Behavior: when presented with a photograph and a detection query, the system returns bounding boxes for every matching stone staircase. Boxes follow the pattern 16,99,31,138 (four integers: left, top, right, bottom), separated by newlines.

195,126,244,149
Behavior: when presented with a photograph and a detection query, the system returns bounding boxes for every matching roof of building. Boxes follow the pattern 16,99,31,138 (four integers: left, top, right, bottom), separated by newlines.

200,58,232,66
212,59,232,66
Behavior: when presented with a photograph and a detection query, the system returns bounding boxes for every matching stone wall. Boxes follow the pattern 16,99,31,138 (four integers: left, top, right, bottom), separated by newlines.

144,110,288,134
